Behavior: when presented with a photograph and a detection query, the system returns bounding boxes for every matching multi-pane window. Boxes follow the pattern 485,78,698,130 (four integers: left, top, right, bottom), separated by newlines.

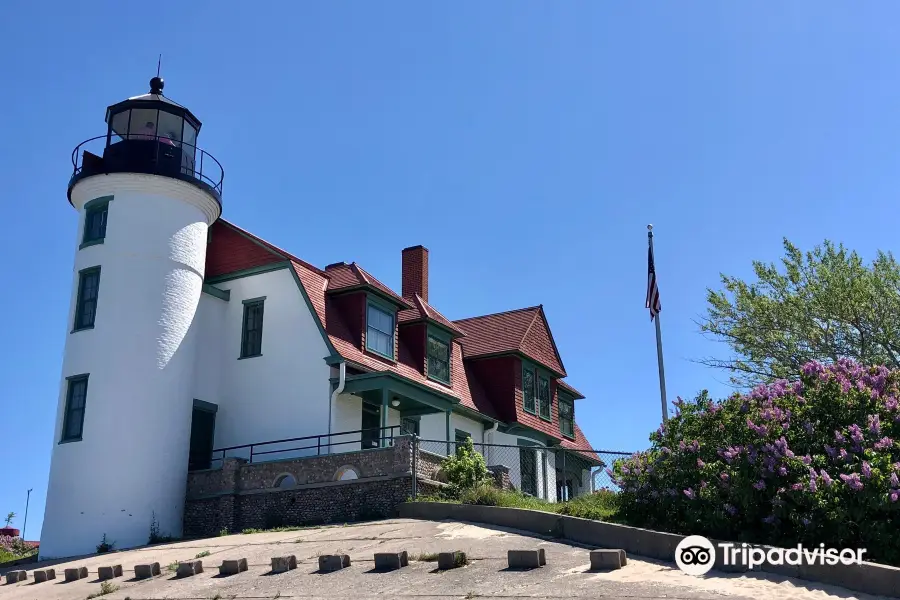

82,202,108,246
240,299,265,358
74,267,101,331
523,366,536,414
559,393,575,438
366,302,394,358
538,376,551,420
427,334,450,384
61,375,89,442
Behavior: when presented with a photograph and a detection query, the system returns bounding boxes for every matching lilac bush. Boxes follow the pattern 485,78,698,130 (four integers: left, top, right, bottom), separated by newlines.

611,360,900,565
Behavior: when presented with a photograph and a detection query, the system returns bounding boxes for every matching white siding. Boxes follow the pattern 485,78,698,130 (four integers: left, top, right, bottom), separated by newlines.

208,268,331,459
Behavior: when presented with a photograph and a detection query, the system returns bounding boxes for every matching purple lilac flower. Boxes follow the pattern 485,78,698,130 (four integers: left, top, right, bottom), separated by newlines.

875,437,894,450
697,458,705,468
840,473,864,491
700,481,708,489
820,470,833,487
841,378,852,394
762,515,777,525
785,449,795,458
801,517,811,527
886,397,899,411
753,480,766,490
661,447,671,455
803,421,814,434
835,430,847,444
683,488,696,499
791,483,803,491
802,361,825,377
779,466,788,476
891,472,899,488
667,488,677,497
802,455,812,465
839,448,849,461
825,445,837,458
725,504,737,515
862,462,872,479
891,491,899,503
679,440,686,451
720,472,729,482
894,463,900,471
868,415,881,436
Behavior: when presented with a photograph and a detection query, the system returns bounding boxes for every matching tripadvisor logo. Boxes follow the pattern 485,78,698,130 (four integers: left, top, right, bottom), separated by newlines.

675,535,866,576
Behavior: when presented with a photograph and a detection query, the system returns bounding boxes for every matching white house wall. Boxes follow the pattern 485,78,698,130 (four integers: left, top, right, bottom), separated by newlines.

207,267,331,460
192,293,226,408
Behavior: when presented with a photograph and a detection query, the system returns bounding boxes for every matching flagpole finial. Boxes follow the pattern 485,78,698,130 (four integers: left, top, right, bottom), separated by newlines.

647,224,653,231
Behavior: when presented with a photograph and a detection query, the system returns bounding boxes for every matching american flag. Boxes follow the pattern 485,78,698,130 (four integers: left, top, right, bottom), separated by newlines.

646,243,661,320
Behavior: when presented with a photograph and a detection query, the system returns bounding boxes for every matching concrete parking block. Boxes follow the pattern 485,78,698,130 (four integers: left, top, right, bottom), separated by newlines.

374,551,409,571
437,551,467,570
590,549,626,570
98,564,123,580
176,560,204,577
64,567,88,582
33,569,55,583
219,558,248,576
271,555,297,573
5,570,26,584
508,549,546,569
318,554,350,572
134,562,161,579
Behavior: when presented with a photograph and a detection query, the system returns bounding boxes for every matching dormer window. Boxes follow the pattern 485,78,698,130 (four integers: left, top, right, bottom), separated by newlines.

559,392,575,439
366,300,395,359
426,328,451,385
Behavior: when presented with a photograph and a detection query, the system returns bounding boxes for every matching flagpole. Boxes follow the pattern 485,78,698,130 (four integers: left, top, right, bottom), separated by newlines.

648,225,669,422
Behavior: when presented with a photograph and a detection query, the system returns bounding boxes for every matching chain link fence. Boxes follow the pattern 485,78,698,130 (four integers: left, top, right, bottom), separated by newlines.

415,438,631,502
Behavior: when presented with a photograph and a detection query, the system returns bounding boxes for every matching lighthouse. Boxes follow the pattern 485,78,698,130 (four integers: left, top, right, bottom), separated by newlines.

41,77,223,558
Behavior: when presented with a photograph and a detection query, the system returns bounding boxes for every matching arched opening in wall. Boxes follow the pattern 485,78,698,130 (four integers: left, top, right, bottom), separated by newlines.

334,466,360,481
274,473,297,488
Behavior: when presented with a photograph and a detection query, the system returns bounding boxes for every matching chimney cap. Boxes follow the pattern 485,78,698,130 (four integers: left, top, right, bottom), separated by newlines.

325,261,348,270
402,244,428,252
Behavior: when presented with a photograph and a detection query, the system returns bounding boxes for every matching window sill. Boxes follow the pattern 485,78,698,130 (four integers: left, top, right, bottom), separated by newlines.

561,433,576,441
79,238,105,250
238,354,263,360
71,325,95,334
539,415,552,423
427,374,452,388
59,437,82,445
523,407,537,416
365,348,395,362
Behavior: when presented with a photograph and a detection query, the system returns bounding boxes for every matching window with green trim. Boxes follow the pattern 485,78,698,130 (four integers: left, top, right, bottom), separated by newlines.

62,374,89,442
559,392,575,438
82,201,109,246
240,299,265,358
74,267,101,331
366,301,394,358
427,333,451,384
522,365,536,414
538,375,551,420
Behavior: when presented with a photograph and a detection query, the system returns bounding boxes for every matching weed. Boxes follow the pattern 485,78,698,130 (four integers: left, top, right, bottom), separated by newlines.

96,534,115,554
167,560,179,573
86,581,118,599
147,511,177,544
195,550,211,558
218,528,230,537
211,594,222,600
465,593,478,599
414,552,439,562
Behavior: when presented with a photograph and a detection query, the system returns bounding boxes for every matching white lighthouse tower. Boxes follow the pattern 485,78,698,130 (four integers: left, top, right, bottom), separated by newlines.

41,77,223,558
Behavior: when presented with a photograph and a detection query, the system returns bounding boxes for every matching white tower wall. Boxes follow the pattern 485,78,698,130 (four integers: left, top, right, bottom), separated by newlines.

41,173,219,558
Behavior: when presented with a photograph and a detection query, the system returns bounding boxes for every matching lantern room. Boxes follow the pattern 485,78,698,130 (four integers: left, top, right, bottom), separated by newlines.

69,77,223,204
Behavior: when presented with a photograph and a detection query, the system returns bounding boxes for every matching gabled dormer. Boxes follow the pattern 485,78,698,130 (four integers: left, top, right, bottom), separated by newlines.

324,262,413,363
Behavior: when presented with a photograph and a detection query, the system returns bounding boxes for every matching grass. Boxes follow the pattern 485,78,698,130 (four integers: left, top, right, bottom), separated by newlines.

240,525,317,535
0,547,38,565
167,560,180,573
195,550,211,558
86,581,118,599
413,552,440,562
418,486,620,522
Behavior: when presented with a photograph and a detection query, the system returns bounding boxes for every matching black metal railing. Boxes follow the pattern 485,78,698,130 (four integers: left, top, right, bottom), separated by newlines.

69,134,224,200
193,426,402,470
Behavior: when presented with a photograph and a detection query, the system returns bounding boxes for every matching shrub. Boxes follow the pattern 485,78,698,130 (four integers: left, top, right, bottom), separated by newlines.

96,534,114,554
440,437,491,497
556,489,620,521
612,360,900,565
148,511,176,544
458,484,503,506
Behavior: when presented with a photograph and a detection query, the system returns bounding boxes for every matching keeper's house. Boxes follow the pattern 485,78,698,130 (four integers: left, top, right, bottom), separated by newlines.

41,77,599,558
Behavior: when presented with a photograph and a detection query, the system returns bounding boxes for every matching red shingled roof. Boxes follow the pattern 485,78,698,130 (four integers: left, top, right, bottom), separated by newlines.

557,379,585,400
324,262,414,308
455,306,566,376
398,294,466,337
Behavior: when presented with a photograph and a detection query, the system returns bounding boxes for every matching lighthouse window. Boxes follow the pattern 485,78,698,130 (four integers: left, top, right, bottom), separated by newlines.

81,197,110,248
157,111,184,146
110,110,130,142
128,109,158,140
240,298,265,358
73,267,101,331
61,374,89,442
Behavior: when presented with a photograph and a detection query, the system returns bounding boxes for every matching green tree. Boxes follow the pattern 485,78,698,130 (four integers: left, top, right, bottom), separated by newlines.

700,238,900,386
4,512,14,527
441,437,491,496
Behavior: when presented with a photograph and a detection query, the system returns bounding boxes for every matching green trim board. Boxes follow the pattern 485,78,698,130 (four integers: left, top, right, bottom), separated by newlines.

82,196,112,248
193,399,218,413
341,371,458,412
283,262,340,361
239,297,265,358
83,195,114,211
78,238,104,250
329,285,414,310
205,263,288,284
72,266,101,333
242,295,267,305
202,284,230,301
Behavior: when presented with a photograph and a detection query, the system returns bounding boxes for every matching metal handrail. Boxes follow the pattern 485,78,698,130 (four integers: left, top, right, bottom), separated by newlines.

202,425,402,467
69,134,224,196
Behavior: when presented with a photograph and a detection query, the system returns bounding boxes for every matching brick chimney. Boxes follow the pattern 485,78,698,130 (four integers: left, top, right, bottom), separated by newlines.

401,245,429,302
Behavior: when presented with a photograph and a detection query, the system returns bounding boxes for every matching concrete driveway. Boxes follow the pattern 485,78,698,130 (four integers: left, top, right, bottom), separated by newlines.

1,518,890,599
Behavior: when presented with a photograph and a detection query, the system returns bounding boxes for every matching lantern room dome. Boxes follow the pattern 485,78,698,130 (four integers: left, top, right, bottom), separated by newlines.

69,77,223,206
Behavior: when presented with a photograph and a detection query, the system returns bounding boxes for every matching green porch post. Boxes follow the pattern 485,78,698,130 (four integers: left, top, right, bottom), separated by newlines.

445,410,452,455
381,387,390,447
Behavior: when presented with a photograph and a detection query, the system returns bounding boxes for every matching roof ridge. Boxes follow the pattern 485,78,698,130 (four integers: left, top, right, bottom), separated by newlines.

453,305,542,323
350,262,369,284
219,219,327,277
415,294,431,319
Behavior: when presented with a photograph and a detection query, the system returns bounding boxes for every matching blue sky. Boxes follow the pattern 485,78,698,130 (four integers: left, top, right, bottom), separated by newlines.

4,2,900,538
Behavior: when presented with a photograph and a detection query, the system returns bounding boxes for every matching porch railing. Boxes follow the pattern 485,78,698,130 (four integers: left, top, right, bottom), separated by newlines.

196,425,401,470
